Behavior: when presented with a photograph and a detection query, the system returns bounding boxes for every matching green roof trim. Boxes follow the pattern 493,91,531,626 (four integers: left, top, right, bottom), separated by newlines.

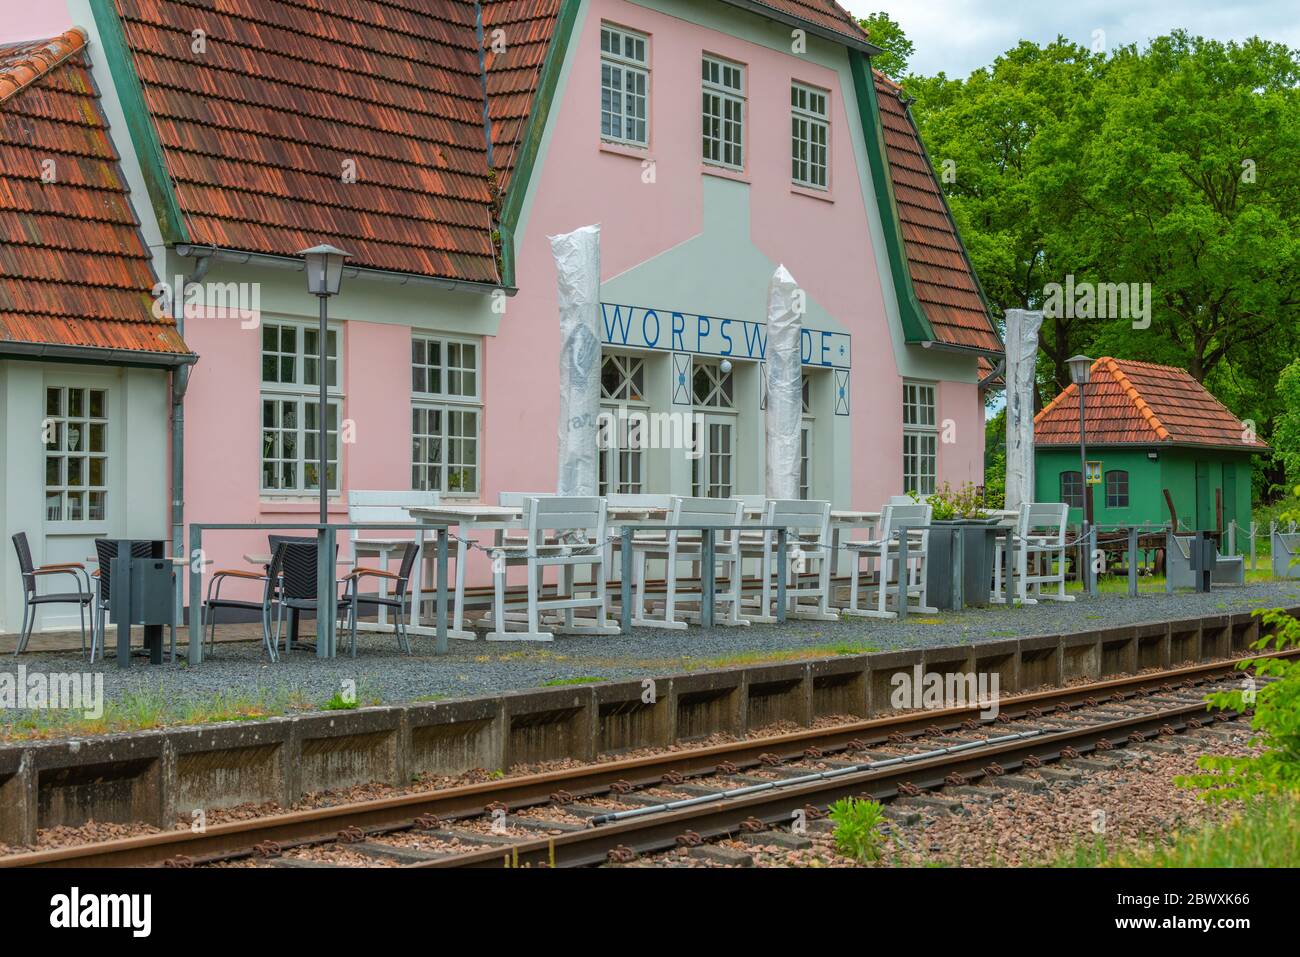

848,51,934,345
496,0,581,289
89,0,189,244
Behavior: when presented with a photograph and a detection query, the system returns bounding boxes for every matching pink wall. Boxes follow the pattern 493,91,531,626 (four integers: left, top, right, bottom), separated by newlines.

488,0,981,511
0,8,71,44
936,380,986,489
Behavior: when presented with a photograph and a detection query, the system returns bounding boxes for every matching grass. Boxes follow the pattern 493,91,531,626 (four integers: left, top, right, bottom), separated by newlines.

541,675,604,687
1065,568,1280,595
0,683,359,741
1053,798,1300,867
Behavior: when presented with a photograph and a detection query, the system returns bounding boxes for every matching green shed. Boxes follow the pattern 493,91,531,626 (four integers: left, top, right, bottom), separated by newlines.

1032,358,1267,530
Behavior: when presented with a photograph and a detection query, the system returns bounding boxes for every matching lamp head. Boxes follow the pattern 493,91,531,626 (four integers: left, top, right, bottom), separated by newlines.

297,244,351,297
1067,355,1093,387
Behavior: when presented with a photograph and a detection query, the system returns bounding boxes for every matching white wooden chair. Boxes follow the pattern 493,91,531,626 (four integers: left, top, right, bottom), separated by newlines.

844,502,934,618
992,502,1073,604
346,490,439,631
630,496,746,628
740,499,836,622
485,496,617,641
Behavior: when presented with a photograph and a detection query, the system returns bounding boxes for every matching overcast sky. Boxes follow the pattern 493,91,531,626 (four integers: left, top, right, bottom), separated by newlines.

842,0,1300,77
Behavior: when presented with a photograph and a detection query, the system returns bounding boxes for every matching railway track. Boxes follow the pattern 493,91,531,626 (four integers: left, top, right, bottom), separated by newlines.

1,653,1280,869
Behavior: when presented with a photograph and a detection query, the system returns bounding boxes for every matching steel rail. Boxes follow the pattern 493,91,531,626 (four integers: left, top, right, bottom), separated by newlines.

421,700,1235,868
0,653,1278,868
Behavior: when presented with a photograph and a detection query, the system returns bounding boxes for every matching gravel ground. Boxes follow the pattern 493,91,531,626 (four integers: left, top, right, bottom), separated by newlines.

2,581,1295,737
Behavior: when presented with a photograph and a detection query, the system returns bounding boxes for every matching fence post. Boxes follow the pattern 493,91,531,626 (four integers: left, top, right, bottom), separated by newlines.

188,524,204,666
1128,525,1138,597
1227,520,1236,557
701,527,716,629
620,525,633,635
1250,521,1258,572
1003,530,1016,605
1165,528,1175,593
776,528,788,623
896,526,909,621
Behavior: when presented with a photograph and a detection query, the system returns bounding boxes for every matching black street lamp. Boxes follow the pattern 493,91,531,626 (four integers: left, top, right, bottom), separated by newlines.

1068,354,1094,592
297,244,350,525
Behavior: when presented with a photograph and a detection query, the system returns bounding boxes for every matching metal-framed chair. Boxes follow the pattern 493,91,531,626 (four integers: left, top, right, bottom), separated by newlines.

342,541,420,656
274,540,348,656
630,496,747,628
992,503,1074,604
10,532,94,656
740,500,836,623
203,546,287,661
844,502,934,618
486,496,618,641
91,539,157,663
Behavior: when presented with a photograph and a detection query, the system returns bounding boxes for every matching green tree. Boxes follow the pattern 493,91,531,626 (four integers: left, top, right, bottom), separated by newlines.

1273,359,1300,482
858,12,913,81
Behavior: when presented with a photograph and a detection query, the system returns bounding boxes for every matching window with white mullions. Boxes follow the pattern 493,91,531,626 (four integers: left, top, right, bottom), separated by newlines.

902,381,937,495
799,372,814,500
600,353,645,402
412,334,481,495
692,359,734,409
260,321,343,494
598,353,647,495
601,24,649,146
262,397,340,492
44,386,108,522
791,82,829,189
702,56,744,170
691,359,736,498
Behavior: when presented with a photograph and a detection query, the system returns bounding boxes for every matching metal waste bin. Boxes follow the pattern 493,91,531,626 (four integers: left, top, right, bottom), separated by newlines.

105,539,172,667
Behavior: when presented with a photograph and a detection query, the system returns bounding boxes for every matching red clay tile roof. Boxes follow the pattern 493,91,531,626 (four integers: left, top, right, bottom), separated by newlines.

482,0,561,197
743,1,869,44
1034,358,1269,451
875,71,1001,355
0,29,190,359
112,0,501,284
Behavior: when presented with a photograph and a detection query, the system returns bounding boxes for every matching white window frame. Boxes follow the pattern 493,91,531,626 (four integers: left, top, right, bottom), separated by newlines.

692,359,738,498
43,385,109,523
791,82,829,190
702,55,744,171
260,321,344,495
599,353,648,496
601,24,650,147
412,334,482,497
902,380,937,495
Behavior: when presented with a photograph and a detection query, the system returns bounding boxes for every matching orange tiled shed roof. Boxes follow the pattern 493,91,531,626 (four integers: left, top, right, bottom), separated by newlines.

111,0,501,284
0,29,190,359
875,71,1001,355
1034,357,1269,451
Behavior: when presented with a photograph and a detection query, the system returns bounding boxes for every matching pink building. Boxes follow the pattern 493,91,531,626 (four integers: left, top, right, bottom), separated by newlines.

2,0,1001,634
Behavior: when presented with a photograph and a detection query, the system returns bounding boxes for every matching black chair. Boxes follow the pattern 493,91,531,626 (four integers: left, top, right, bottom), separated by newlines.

91,539,158,663
343,541,420,656
10,532,93,656
275,540,347,657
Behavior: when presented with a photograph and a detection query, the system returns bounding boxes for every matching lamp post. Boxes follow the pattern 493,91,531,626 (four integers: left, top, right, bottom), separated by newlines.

297,245,350,524
1068,354,1094,592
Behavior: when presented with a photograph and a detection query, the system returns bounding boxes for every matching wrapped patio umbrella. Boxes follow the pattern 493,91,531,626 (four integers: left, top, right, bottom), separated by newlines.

549,224,602,497
1003,308,1043,510
765,264,803,500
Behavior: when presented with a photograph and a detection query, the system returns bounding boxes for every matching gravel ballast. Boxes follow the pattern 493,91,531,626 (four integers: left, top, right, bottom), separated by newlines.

2,581,1295,737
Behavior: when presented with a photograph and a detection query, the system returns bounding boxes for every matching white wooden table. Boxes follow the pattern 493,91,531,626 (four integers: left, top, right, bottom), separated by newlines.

409,503,658,640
